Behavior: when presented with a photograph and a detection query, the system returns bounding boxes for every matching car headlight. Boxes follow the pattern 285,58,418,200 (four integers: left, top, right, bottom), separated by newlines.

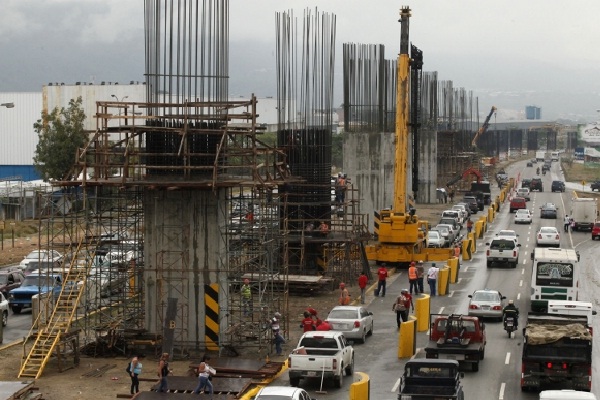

8,294,14,300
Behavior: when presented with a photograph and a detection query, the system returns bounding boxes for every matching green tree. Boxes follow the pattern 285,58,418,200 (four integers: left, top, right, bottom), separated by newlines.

33,97,87,181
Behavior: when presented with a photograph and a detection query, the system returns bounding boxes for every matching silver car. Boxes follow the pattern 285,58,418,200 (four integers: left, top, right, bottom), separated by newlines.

427,230,445,248
468,289,506,321
326,306,374,343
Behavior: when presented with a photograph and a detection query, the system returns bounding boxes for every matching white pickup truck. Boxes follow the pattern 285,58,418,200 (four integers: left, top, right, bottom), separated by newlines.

287,330,354,388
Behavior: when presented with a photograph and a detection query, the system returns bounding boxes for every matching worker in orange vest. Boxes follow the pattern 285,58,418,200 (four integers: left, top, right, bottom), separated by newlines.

408,262,419,295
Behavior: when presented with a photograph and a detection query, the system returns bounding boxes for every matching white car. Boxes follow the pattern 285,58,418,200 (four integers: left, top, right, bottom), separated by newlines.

19,250,63,270
536,226,561,247
427,230,445,248
436,223,457,244
514,209,532,224
517,187,531,201
496,230,519,244
254,386,316,400
431,227,450,247
326,305,374,343
452,204,469,219
441,210,463,227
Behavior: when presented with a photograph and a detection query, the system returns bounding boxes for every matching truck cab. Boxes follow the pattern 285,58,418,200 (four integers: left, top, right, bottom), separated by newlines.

399,359,464,400
8,272,63,314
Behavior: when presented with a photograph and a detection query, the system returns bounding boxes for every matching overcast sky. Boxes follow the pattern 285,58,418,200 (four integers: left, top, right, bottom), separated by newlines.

2,0,600,122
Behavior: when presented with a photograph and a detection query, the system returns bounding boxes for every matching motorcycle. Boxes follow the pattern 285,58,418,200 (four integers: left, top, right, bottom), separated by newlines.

503,315,517,338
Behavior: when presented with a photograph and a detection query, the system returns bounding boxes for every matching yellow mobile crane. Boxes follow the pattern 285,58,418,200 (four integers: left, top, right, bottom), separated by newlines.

366,7,453,266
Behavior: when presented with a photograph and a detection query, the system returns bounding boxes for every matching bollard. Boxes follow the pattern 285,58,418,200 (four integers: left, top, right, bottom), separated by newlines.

468,232,477,253
415,295,430,332
488,207,494,223
462,239,472,260
479,216,488,234
475,220,483,239
438,267,450,296
398,317,417,358
349,372,370,400
447,257,459,283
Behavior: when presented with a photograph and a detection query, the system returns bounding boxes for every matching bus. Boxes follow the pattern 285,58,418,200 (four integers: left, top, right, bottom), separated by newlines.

530,248,580,312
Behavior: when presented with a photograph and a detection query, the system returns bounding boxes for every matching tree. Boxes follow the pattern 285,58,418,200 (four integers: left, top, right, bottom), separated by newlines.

33,97,87,181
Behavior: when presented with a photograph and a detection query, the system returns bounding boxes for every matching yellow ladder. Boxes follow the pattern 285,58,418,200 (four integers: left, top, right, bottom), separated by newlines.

18,244,93,379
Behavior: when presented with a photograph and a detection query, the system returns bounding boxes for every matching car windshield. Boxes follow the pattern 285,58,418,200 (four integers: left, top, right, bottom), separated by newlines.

428,232,440,239
515,210,529,216
256,395,299,400
22,275,56,287
540,227,557,234
435,226,449,233
498,230,516,237
25,251,47,260
328,309,358,319
473,292,500,302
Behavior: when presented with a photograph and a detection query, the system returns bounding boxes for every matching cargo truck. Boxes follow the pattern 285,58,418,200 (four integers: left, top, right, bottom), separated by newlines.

398,359,465,400
536,150,547,161
570,197,597,231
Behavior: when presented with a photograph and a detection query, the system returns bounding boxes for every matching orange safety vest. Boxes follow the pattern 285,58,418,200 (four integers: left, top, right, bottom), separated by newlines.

408,266,417,280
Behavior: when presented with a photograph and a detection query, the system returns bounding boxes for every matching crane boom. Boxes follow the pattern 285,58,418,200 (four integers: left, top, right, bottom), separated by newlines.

393,7,411,212
471,106,497,148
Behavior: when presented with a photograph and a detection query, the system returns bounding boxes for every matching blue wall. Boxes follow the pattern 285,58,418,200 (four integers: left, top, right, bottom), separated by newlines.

0,165,40,181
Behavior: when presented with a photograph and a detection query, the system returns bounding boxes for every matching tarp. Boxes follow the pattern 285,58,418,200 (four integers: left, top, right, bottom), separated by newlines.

525,323,592,345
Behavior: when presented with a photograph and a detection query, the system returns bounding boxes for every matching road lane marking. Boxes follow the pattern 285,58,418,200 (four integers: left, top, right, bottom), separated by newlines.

448,290,454,298
464,266,469,272
521,268,525,274
457,278,462,284
519,280,523,287
517,293,521,300
439,307,445,314
499,382,506,400
392,378,400,393
505,352,511,364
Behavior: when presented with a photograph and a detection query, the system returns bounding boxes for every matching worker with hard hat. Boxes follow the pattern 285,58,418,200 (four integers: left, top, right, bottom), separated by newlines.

408,262,419,295
241,278,252,316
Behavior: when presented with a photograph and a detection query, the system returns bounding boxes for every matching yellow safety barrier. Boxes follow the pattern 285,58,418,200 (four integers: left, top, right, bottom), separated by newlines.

509,177,515,189
438,267,450,296
398,316,417,358
349,372,370,400
487,207,494,223
479,216,487,234
500,189,505,203
468,232,476,253
414,294,430,332
474,220,483,239
447,257,459,283
461,238,472,260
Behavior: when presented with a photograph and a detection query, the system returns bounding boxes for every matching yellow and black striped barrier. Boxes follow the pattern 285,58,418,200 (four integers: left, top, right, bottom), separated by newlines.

447,257,459,283
468,232,477,253
204,283,219,351
462,238,472,260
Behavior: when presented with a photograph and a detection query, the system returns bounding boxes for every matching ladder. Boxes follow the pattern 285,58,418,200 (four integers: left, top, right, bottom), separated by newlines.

18,244,93,379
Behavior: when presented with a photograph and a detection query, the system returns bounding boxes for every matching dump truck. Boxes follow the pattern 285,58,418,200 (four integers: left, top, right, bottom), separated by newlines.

398,359,465,399
521,313,593,392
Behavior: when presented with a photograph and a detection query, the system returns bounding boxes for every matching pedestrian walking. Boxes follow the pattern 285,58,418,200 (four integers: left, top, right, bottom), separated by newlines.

241,278,252,316
570,218,575,232
339,282,350,305
127,356,142,395
156,353,170,393
393,289,414,328
416,260,425,294
358,272,368,304
564,215,570,232
408,262,419,294
466,218,473,234
376,263,388,297
427,263,439,296
193,355,215,397
273,330,286,355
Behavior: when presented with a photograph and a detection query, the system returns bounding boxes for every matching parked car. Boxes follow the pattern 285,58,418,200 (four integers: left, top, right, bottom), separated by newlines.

8,272,63,314
591,181,600,191
326,305,374,343
521,178,532,189
592,222,600,241
436,224,457,244
540,203,558,219
452,203,470,219
509,197,527,213
441,210,463,227
427,230,445,248
439,217,460,233
0,292,8,326
516,187,531,201
530,178,544,192
468,289,506,320
514,209,532,224
22,260,62,276
0,270,24,298
551,180,566,192
536,227,561,247
254,386,317,400
19,250,63,271
430,228,449,248
462,196,479,214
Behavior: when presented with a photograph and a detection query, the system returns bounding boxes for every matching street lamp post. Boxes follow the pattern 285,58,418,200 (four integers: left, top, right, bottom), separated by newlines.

0,103,14,109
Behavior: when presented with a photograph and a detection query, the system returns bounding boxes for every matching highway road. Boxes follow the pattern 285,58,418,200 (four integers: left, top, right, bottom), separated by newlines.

269,158,599,399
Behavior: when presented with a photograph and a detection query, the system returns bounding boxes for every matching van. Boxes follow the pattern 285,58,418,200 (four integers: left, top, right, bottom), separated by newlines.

539,390,597,400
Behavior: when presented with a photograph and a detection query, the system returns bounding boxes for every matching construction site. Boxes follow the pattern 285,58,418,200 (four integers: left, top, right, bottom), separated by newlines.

7,2,573,394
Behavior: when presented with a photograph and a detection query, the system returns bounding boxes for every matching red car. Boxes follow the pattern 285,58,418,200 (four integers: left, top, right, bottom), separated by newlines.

592,222,600,240
509,197,527,213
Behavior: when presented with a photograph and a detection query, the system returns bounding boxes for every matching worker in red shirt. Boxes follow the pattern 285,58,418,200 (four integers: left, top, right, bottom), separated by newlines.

300,311,315,332
316,320,332,331
376,263,388,297
358,272,368,304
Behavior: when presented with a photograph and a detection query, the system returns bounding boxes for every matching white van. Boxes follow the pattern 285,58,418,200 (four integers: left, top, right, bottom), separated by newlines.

540,390,597,400
547,300,596,325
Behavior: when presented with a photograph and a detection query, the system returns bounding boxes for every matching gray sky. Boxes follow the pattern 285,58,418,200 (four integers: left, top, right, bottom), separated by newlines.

2,0,600,122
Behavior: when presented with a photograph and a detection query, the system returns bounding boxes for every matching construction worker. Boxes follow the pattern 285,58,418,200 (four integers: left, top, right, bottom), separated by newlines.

241,278,252,316
408,262,419,295
416,260,425,294
376,263,388,297
358,272,368,304
319,221,330,237
300,311,315,332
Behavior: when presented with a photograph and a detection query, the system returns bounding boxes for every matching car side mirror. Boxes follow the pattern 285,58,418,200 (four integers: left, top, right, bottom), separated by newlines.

368,312,374,316
501,296,506,300
460,372,465,378
468,295,473,298
517,244,521,247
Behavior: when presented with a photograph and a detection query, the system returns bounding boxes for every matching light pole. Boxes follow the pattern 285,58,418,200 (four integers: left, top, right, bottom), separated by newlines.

110,95,128,102
0,102,14,109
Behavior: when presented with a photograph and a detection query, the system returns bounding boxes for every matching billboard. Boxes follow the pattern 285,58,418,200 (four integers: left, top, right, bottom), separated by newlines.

578,123,600,143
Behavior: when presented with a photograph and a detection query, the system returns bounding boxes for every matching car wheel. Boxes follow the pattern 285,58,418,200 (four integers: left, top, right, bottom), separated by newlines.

367,322,374,336
345,355,354,376
289,377,300,387
2,311,7,327
360,329,366,344
472,361,479,372
486,260,492,268
334,371,343,388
